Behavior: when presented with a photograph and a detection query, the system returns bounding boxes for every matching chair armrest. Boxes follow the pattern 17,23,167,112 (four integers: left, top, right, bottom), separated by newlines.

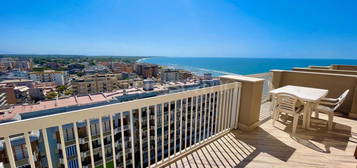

321,97,338,103
319,100,338,106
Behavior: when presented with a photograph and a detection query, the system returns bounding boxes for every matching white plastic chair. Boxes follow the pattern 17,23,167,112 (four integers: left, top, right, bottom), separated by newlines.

272,93,305,134
314,89,349,130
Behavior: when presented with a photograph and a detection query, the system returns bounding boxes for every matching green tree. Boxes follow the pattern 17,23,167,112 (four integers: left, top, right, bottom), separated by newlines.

56,85,67,93
46,92,58,99
64,89,73,95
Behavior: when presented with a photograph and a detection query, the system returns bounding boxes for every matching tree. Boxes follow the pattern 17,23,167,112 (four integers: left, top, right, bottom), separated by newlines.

76,71,85,77
56,85,67,93
46,92,58,99
64,89,73,96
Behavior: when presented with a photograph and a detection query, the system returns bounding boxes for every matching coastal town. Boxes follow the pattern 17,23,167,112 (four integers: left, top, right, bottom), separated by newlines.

0,55,219,123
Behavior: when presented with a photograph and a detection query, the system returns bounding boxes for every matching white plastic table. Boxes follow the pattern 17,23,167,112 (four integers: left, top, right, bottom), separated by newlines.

269,85,328,129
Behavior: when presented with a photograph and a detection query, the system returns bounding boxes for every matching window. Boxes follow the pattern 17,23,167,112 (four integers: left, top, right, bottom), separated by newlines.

68,158,78,168
90,123,99,136
63,128,74,142
103,120,110,132
14,144,27,161
66,145,77,157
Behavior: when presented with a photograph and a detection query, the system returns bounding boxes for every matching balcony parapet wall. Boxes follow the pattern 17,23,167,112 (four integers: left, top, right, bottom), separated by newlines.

220,75,264,131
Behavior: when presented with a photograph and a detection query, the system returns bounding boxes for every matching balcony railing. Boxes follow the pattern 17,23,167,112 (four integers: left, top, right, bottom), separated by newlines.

0,82,241,168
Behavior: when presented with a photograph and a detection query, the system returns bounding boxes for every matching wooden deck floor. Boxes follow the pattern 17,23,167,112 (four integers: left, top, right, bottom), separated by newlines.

164,102,357,168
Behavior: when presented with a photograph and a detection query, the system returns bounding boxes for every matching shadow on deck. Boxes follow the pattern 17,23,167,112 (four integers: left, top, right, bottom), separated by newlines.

164,102,357,168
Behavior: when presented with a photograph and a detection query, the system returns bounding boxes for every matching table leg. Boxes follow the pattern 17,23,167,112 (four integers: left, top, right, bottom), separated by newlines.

306,103,315,130
302,103,308,129
306,103,311,129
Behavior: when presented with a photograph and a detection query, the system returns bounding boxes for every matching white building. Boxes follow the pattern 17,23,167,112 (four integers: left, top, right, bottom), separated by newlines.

161,69,180,82
29,70,66,85
203,73,212,80
143,79,155,91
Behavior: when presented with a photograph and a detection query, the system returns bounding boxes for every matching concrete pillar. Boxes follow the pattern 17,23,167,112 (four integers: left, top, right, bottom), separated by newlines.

220,75,264,131
271,69,284,89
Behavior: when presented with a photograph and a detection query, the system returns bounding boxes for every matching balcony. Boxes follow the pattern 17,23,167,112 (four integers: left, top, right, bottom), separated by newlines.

161,101,356,167
2,64,357,168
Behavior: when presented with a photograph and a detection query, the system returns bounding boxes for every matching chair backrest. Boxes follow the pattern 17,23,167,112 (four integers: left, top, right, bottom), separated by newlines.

333,89,350,111
274,93,303,114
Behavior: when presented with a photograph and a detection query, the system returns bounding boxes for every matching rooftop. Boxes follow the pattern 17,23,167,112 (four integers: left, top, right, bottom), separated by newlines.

14,86,29,92
3,81,202,121
11,93,112,115
29,70,64,74
0,79,33,83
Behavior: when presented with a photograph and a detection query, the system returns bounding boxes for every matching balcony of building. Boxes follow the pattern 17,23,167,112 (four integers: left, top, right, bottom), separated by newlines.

1,64,357,168
159,64,357,168
161,101,356,168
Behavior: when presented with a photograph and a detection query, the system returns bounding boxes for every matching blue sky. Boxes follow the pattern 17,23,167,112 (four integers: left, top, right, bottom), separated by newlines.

0,0,356,58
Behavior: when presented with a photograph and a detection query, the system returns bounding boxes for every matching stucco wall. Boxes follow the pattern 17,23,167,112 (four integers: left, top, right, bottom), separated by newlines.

331,64,357,71
293,67,357,76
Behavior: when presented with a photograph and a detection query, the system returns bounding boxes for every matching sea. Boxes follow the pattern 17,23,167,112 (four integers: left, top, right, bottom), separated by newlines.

139,57,357,76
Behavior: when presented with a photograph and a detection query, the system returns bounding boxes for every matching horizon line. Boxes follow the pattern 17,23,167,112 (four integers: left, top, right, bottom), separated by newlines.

1,53,357,60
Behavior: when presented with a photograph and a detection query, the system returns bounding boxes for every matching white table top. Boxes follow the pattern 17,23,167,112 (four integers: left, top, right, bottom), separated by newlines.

269,85,328,102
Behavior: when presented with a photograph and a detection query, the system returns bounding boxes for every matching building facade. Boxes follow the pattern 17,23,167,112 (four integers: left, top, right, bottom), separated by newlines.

0,58,32,72
134,64,159,79
111,62,134,74
0,132,44,168
71,74,121,95
29,70,66,86
143,79,155,91
160,69,180,82
0,79,34,104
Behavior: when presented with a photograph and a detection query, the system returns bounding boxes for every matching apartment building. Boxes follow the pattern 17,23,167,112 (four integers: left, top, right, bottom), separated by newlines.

0,79,34,104
83,65,109,75
143,79,155,91
0,132,44,168
29,70,67,86
0,79,34,89
160,69,194,83
160,69,179,82
3,70,29,80
30,82,57,101
0,85,30,104
134,63,159,79
0,58,32,72
71,74,121,95
111,62,134,73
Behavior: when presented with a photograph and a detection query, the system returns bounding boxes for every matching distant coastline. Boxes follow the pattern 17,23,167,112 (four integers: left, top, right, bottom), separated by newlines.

141,57,357,76
136,57,149,63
